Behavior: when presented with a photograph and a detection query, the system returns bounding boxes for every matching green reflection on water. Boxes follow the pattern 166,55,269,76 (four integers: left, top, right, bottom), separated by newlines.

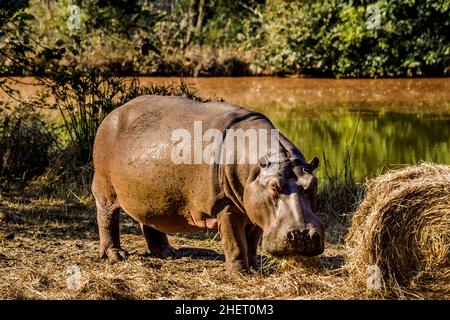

273,112,450,181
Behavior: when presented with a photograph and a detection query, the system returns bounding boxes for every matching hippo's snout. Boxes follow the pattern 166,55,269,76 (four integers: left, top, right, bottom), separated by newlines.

299,228,324,256
263,226,324,257
285,227,324,256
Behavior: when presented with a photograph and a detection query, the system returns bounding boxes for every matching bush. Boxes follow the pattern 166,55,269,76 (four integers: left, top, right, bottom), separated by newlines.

0,101,56,181
43,68,206,166
241,0,450,77
3,0,449,77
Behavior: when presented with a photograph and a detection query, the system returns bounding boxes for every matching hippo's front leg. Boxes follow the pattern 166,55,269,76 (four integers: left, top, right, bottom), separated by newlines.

217,207,249,274
245,225,263,270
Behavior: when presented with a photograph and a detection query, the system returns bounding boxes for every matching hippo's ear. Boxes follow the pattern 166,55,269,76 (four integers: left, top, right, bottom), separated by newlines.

309,156,319,171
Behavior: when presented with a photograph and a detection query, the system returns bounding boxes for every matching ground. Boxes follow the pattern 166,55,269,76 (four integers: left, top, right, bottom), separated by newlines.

0,190,371,300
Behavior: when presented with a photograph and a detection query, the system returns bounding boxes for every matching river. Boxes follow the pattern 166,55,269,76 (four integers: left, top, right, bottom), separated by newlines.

4,77,450,181
141,77,450,180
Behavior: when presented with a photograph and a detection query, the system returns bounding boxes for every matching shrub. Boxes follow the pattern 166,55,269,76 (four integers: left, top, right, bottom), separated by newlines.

42,68,206,166
0,101,56,181
242,0,450,77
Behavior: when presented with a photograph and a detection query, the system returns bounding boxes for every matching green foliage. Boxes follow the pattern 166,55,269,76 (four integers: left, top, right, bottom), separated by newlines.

153,0,259,48
2,0,449,77
243,0,450,77
0,0,29,28
0,0,35,81
0,0,164,84
41,68,205,165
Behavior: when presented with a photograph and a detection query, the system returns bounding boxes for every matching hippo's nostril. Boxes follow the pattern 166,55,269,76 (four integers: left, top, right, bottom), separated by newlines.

310,232,320,244
287,231,296,242
286,229,308,244
308,231,322,251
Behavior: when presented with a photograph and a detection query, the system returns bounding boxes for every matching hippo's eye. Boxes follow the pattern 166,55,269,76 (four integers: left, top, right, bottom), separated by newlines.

302,167,312,174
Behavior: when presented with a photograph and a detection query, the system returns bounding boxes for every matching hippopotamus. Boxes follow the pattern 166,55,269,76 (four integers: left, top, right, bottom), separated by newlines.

92,95,325,273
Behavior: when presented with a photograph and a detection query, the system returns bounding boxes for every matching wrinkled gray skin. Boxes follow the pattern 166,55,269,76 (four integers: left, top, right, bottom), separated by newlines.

92,95,325,273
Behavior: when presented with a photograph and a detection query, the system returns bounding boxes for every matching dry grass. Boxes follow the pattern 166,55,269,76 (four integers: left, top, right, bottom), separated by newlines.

346,163,450,299
1,164,449,299
0,235,354,300
0,189,365,300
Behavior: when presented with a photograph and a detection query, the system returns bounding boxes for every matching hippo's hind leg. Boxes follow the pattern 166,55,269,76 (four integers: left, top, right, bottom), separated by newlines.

92,173,127,261
140,224,179,259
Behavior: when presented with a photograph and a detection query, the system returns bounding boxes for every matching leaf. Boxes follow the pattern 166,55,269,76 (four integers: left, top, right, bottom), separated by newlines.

19,13,34,21
69,47,79,56
141,42,149,56
141,38,160,56
140,9,165,22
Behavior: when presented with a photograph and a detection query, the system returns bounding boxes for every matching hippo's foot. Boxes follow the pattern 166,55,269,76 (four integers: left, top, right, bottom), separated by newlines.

248,257,259,271
99,247,128,261
225,260,250,275
150,244,180,259
141,224,179,259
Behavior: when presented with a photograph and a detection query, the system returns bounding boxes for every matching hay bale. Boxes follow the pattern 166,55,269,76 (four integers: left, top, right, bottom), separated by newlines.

346,163,450,298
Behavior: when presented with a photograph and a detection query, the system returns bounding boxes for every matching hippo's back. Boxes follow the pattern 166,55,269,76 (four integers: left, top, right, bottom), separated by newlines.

93,95,246,170
92,95,259,221
105,95,244,133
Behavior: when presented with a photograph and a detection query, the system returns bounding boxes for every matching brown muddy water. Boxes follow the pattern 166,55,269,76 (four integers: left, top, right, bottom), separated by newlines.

4,77,450,181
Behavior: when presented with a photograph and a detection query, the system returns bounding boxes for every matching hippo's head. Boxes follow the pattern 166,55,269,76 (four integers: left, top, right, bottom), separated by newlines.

243,154,325,257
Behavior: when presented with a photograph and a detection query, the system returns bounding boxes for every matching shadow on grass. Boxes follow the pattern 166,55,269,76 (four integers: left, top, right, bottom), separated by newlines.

319,254,346,271
136,247,224,263
174,230,219,240
0,192,94,239
177,247,225,261
0,189,149,241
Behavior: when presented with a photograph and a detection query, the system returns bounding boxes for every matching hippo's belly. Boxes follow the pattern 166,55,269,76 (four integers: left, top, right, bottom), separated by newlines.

116,192,218,234
110,160,218,233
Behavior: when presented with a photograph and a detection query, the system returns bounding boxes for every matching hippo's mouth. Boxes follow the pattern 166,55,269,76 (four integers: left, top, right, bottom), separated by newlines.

262,237,324,257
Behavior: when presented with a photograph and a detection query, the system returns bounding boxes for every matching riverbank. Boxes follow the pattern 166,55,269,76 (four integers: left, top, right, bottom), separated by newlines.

3,77,450,113
2,76,450,181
